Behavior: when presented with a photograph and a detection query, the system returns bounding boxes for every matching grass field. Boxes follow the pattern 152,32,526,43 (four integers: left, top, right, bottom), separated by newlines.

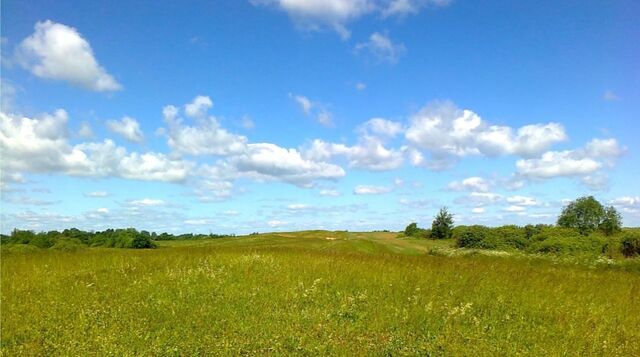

2,231,640,355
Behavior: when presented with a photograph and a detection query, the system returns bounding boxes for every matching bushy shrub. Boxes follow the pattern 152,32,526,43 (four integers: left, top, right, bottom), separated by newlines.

621,232,640,257
130,234,156,249
50,238,85,252
455,226,490,248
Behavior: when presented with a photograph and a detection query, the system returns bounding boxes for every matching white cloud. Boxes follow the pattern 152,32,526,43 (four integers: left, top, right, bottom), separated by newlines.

288,203,311,210
106,116,144,143
291,94,333,127
163,98,248,156
267,219,287,228
355,32,406,64
503,205,526,212
355,82,366,90
447,176,491,192
232,143,345,186
16,20,121,91
184,95,213,119
78,121,93,138
84,191,108,197
357,117,403,138
506,195,539,206
251,0,376,39
1,110,192,183
405,101,567,168
382,0,451,17
610,196,640,207
96,208,109,214
293,94,313,115
455,192,503,207
353,184,391,195
515,138,624,181
127,198,166,207
471,207,485,214
319,189,341,196
252,1,450,39
305,137,403,171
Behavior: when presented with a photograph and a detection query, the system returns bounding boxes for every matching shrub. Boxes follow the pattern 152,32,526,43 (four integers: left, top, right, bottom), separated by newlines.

130,234,156,249
404,223,419,237
455,226,490,248
621,232,640,258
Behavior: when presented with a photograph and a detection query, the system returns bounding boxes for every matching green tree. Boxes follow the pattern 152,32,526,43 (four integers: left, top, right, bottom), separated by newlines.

557,196,621,235
599,206,622,236
404,222,419,237
431,207,454,239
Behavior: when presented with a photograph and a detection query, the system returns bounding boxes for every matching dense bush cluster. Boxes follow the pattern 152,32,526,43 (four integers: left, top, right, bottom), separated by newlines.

621,232,640,257
454,225,639,257
0,228,234,250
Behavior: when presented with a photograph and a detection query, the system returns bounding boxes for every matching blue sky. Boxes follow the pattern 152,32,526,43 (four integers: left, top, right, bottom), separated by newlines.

1,0,639,234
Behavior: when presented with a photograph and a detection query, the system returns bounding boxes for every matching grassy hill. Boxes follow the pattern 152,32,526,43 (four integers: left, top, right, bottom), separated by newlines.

2,231,639,355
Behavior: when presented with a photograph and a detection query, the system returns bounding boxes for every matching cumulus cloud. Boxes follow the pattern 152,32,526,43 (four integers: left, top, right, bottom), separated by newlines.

1,110,192,183
355,32,405,64
16,20,121,91
447,176,491,192
163,98,248,156
353,184,391,195
252,0,450,38
515,138,624,183
106,116,144,143
405,101,567,169
357,117,403,138
184,95,213,119
305,137,403,171
251,0,376,39
232,143,345,186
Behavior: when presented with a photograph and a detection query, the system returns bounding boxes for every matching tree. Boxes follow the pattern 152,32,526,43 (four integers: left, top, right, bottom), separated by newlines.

431,207,454,239
404,222,419,237
557,196,622,235
599,206,622,236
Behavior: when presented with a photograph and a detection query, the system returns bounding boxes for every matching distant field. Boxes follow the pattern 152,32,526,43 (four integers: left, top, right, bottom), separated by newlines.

2,231,639,355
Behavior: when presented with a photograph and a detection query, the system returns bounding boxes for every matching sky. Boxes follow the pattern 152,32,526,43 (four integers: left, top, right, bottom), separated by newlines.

1,0,639,234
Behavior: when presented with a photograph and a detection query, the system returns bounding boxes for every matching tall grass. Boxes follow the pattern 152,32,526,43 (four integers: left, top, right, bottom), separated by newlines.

2,233,639,355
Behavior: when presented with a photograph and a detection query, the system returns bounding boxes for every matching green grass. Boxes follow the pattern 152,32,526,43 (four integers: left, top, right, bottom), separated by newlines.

2,231,639,355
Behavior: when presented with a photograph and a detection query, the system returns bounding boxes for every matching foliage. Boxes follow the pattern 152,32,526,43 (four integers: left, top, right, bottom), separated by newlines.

557,196,622,235
431,207,454,239
403,223,430,238
1,228,235,250
621,232,640,257
600,206,622,236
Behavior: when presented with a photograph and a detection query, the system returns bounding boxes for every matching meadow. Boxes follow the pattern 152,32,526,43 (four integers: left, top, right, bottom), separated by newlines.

2,231,640,355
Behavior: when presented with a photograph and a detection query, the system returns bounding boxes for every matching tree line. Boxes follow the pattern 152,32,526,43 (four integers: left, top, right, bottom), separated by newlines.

403,196,640,258
0,228,234,250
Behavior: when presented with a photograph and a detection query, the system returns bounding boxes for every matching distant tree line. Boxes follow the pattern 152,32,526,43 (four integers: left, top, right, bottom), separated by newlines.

0,228,234,250
403,196,640,258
